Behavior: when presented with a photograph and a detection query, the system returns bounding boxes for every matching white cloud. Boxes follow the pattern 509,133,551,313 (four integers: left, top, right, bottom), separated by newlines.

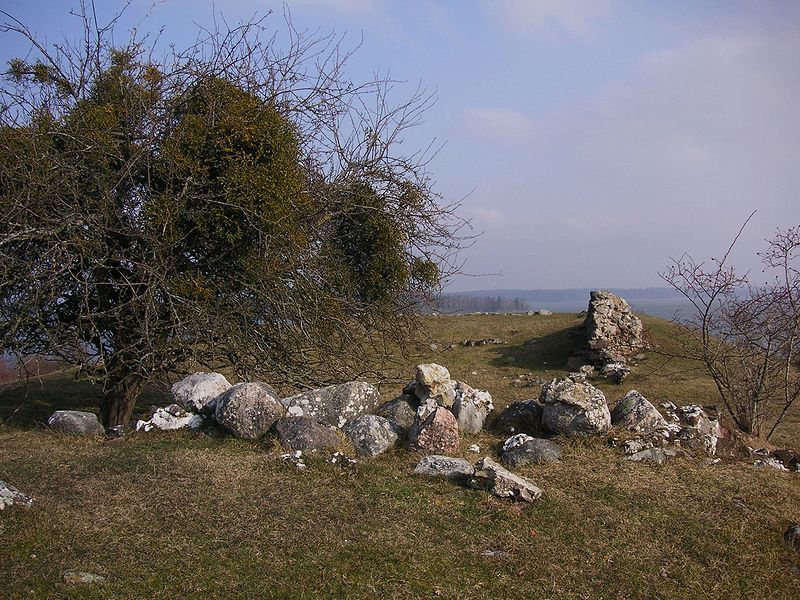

485,0,614,35
460,107,535,143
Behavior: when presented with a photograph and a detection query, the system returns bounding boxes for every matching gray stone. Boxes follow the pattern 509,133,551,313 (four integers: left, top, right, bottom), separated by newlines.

171,372,232,414
540,378,611,436
602,362,631,383
611,390,668,434
414,455,475,483
470,457,543,502
673,405,721,455
343,415,401,457
585,290,647,363
63,571,106,585
274,417,342,452
0,480,33,510
215,383,285,439
282,381,380,428
408,406,460,454
536,309,553,316
500,434,562,467
414,363,455,407
47,410,105,436
375,394,418,431
495,399,544,435
451,382,494,435
622,438,652,455
135,404,203,432
625,447,675,465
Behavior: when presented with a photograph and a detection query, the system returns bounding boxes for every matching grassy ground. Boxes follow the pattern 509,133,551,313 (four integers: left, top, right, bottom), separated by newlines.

1,313,799,599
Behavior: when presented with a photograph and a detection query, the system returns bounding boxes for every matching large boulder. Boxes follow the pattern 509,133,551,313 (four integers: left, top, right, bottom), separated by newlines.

274,417,342,452
0,480,33,510
451,382,494,435
495,399,545,435
500,434,562,467
375,394,418,431
540,377,611,436
414,363,456,408
343,415,401,457
47,410,105,436
215,383,285,439
611,390,668,434
282,381,380,428
414,455,475,483
585,290,646,363
171,372,231,414
470,457,543,502
408,406,460,454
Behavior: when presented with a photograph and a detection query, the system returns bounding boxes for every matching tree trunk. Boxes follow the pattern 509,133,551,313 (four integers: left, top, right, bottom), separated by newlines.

100,376,145,428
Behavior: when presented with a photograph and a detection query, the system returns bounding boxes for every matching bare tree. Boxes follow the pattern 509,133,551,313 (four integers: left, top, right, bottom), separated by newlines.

661,216,800,439
0,2,470,426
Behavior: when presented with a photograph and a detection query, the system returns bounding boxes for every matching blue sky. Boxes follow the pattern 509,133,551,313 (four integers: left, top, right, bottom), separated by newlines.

1,1,798,290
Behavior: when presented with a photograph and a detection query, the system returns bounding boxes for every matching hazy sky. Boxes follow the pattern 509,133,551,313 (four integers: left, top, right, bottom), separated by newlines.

1,1,798,290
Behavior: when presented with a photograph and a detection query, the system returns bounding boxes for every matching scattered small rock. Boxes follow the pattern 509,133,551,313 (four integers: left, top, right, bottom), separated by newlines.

467,444,481,453
461,338,506,347
753,457,788,471
626,447,670,465
470,457,543,502
0,480,33,510
136,404,203,432
63,571,106,585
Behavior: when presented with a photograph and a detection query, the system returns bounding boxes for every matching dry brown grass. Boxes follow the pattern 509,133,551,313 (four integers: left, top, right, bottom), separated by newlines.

1,313,799,599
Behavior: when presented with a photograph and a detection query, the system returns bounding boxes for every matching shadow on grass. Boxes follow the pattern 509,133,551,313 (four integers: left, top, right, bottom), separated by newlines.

488,324,584,372
0,370,169,429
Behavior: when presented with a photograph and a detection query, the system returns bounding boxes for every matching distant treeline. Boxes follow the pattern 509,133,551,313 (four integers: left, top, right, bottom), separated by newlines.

458,287,685,303
433,294,530,314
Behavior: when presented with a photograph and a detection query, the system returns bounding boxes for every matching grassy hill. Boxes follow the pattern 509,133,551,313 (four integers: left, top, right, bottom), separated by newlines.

1,313,799,599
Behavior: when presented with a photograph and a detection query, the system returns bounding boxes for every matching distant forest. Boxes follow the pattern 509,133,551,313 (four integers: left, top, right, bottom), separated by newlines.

433,294,530,314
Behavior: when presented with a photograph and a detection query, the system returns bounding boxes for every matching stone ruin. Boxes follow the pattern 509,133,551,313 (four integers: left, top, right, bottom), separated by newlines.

568,290,648,383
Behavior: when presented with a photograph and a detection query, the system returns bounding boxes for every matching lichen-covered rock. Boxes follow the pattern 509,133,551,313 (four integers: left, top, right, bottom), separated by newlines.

47,410,105,436
408,406,460,454
282,381,380,428
612,390,668,434
470,457,543,502
375,394,418,431
215,383,285,439
414,455,475,482
274,417,342,452
451,382,494,435
495,399,545,435
343,415,401,457
136,404,203,432
500,434,562,467
171,372,232,414
0,480,33,510
585,290,647,363
540,378,611,436
414,363,456,408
